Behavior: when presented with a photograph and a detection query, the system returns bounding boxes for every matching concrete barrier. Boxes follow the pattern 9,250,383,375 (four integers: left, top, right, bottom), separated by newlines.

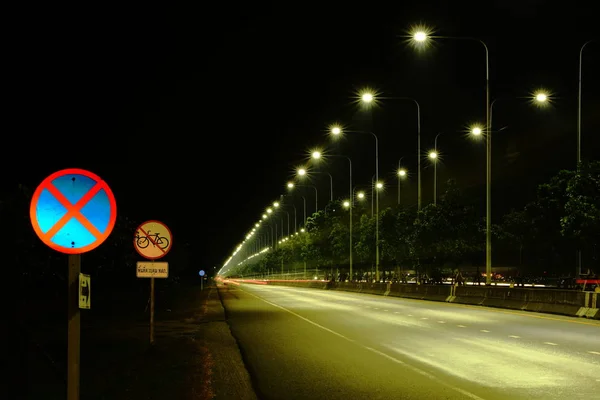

233,279,600,319
388,283,452,302
451,286,595,317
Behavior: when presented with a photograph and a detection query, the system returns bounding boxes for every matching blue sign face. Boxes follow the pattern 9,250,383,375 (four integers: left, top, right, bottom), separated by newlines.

30,168,117,254
199,270,205,276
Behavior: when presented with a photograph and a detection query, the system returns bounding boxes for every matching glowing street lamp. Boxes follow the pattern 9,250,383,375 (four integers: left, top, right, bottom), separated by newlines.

413,31,428,42
297,168,307,176
376,181,383,190
273,201,280,208
343,200,350,208
330,126,341,136
311,151,321,160
403,24,491,284
428,151,438,160
361,92,374,103
266,208,273,214
471,126,483,137
357,191,365,200
287,182,294,189
534,92,548,103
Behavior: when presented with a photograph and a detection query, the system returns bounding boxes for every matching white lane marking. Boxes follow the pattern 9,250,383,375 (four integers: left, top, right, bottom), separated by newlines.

241,287,485,400
374,308,380,310
407,314,413,316
508,335,520,338
480,330,490,333
394,311,400,314
544,342,558,346
457,325,466,328
438,321,446,324
588,351,600,355
421,317,428,320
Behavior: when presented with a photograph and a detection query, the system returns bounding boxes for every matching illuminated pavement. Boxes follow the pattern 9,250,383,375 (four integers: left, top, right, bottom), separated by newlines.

220,283,600,400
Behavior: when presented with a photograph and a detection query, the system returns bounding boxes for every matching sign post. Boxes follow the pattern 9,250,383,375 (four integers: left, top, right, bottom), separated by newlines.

199,270,205,290
68,254,81,400
134,220,172,345
30,168,116,400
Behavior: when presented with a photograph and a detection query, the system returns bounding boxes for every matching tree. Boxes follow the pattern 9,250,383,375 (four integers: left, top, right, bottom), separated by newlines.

354,214,375,264
410,180,482,267
497,209,530,266
561,161,600,251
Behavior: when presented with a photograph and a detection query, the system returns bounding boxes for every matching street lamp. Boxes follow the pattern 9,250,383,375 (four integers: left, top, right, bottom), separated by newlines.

312,150,354,280
286,182,306,225
404,25,491,284
358,92,422,211
329,124,380,280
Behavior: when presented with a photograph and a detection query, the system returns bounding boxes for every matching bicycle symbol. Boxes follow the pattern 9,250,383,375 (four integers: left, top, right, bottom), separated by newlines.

136,230,169,249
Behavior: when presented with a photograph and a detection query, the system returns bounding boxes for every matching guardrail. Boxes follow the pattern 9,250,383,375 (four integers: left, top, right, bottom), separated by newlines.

225,279,599,319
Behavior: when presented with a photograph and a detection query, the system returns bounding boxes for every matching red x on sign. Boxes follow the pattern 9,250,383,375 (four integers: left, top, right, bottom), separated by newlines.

30,168,117,254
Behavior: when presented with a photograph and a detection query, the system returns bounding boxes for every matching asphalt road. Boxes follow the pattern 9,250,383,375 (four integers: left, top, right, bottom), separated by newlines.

220,282,600,400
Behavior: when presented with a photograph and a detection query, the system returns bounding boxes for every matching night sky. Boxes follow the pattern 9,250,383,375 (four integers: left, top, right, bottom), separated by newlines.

8,2,599,270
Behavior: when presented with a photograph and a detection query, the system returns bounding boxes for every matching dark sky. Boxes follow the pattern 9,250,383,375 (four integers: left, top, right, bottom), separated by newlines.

8,1,599,269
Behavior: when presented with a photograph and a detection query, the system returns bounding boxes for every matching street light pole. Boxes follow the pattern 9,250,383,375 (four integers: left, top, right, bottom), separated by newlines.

404,32,491,284
578,40,594,165
433,133,442,205
576,39,594,277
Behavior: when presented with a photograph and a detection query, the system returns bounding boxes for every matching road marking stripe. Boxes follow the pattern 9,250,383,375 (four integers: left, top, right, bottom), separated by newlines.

480,329,490,332
394,311,400,314
544,342,558,346
407,314,413,316
421,317,428,320
457,325,466,327
240,288,485,400
438,321,446,324
509,335,520,338
588,351,600,355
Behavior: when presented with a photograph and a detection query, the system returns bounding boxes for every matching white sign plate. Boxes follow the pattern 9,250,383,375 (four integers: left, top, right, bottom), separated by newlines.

134,220,173,260
136,261,169,278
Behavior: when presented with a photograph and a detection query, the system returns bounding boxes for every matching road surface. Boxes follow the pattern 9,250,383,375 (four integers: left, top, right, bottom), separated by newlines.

220,282,600,400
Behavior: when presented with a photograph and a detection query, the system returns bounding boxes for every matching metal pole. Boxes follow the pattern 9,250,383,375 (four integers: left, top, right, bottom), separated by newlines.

67,254,81,400
286,212,290,236
483,41,491,285
578,40,593,165
433,133,442,205
416,101,422,211
313,186,318,212
328,173,333,202
374,133,380,282
150,277,155,343
348,157,353,282
293,205,297,233
577,40,594,277
371,175,374,217
302,196,306,225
